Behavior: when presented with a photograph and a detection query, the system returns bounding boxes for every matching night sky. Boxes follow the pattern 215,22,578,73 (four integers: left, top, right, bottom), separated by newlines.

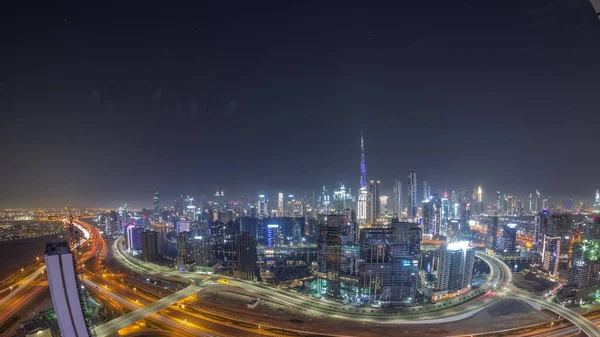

2,1,600,208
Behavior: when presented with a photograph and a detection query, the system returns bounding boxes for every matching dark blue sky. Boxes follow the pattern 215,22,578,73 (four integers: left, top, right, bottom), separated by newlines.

2,1,600,208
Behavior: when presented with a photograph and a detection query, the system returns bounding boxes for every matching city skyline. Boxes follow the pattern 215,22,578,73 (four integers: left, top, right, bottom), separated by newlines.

5,1,600,337
2,1,600,208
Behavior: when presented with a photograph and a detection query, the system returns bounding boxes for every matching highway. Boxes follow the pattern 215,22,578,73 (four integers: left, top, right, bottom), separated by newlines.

480,252,600,337
111,236,600,336
84,278,219,337
112,237,509,324
0,219,99,327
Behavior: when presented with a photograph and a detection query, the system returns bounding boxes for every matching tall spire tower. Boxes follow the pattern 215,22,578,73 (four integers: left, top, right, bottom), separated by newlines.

360,132,367,189
594,189,600,212
357,132,368,225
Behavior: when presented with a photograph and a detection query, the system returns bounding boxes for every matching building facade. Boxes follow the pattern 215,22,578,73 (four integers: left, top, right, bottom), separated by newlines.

436,241,475,293
45,242,91,337
408,171,417,220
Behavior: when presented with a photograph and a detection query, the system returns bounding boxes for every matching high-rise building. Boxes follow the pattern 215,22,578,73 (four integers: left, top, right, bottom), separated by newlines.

264,219,284,247
177,219,191,233
477,186,483,215
177,231,193,269
239,217,258,240
359,226,394,301
496,191,502,213
357,187,368,225
360,132,367,190
152,191,160,222
408,171,417,220
292,221,302,245
542,235,561,276
193,234,214,273
45,242,91,337
234,233,257,281
392,179,402,217
486,215,498,254
390,219,421,304
568,242,600,290
534,210,550,246
357,221,421,303
277,192,284,217
185,195,196,221
436,241,475,293
258,194,268,219
320,186,331,215
317,214,343,298
501,223,518,256
535,190,541,212
127,225,143,251
422,199,432,235
423,180,430,201
585,216,600,241
142,231,159,262
379,195,389,215
367,180,380,224
594,190,600,212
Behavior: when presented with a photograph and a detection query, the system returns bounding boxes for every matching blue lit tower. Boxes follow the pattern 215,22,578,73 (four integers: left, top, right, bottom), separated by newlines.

357,133,368,224
360,132,367,189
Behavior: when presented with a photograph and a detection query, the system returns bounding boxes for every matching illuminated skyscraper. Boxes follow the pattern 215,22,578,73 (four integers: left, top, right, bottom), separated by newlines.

320,186,331,214
317,214,343,298
594,189,600,212
436,241,475,293
127,225,143,251
152,191,160,222
45,242,91,337
486,215,498,254
185,195,196,221
477,186,483,215
357,187,368,225
568,242,600,290
542,235,561,276
535,190,541,212
408,171,417,220
367,180,380,223
292,221,302,245
423,180,430,201
360,132,367,189
357,133,368,225
501,223,518,255
277,192,284,217
258,194,268,218
392,179,402,217
496,191,502,213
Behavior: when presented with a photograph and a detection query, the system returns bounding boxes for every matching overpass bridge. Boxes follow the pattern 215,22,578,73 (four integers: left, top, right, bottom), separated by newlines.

104,236,600,336
477,252,600,337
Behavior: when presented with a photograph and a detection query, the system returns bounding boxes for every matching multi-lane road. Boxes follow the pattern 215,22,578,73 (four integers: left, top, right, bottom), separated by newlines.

4,217,600,337
0,219,100,327
108,233,600,336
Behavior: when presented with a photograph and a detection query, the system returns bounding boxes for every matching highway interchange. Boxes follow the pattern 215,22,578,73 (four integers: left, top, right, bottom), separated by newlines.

2,218,600,337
